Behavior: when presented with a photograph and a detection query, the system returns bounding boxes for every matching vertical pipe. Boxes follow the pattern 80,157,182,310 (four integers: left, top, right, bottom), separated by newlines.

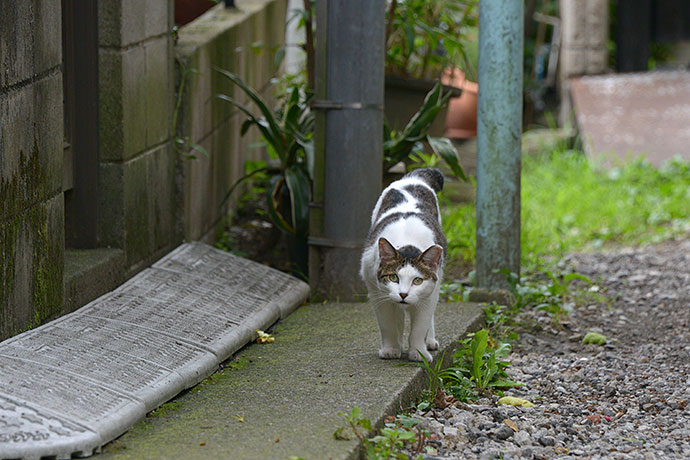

475,0,523,289
309,0,385,300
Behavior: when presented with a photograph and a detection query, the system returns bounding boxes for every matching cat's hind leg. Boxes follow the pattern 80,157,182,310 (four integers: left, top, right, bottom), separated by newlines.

375,302,404,359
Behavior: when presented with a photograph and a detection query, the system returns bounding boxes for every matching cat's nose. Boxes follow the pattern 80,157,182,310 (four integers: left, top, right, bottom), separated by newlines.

399,293,408,299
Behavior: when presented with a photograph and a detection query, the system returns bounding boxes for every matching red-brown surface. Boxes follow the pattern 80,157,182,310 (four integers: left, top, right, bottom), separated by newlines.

571,71,690,167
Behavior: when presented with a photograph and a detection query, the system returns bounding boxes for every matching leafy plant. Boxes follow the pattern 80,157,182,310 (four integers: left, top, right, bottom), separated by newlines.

501,269,592,323
385,0,478,81
384,82,467,181
408,351,452,406
335,407,425,460
216,70,314,236
447,329,520,398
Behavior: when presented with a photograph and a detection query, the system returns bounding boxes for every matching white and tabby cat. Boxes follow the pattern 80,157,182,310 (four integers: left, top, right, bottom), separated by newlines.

360,168,447,362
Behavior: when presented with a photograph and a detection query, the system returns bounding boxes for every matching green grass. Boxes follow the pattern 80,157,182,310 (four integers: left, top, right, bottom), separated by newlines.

442,150,690,271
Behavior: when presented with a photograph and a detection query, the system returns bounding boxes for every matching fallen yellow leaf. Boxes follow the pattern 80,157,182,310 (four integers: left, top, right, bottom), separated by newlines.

256,329,275,344
497,396,535,408
504,418,519,432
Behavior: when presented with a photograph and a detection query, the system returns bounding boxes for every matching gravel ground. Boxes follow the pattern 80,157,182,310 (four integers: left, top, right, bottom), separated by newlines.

406,238,690,460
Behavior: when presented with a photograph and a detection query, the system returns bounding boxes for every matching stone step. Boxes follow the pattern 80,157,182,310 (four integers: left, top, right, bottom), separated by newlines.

0,242,309,460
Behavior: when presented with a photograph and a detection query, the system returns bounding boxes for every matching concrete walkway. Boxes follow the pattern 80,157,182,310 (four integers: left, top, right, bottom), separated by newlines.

97,301,483,460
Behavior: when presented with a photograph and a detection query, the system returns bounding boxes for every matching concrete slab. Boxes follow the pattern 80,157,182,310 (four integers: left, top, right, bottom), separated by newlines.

97,301,484,460
0,242,309,460
571,71,690,166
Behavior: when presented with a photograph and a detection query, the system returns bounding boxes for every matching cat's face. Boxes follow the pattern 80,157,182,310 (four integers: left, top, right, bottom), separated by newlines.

378,263,437,305
376,238,442,305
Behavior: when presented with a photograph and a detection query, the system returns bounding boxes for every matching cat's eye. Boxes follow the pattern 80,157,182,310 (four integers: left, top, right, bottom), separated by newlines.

387,274,399,283
412,277,424,285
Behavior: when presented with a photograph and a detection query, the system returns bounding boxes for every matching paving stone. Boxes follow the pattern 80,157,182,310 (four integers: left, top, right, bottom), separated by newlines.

0,242,309,460
571,71,690,167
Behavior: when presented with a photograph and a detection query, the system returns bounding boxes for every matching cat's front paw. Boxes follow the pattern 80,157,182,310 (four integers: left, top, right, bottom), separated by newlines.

378,347,402,359
408,347,432,362
426,338,439,350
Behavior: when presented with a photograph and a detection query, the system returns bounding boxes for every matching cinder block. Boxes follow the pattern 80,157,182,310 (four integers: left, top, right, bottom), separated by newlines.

99,0,172,47
33,0,62,73
0,0,62,86
211,118,235,214
100,39,173,162
0,2,33,87
98,0,124,47
98,162,125,248
145,37,173,147
561,48,587,77
99,46,147,161
123,145,176,266
0,194,64,341
181,50,213,143
183,137,215,241
263,0,288,82
586,48,608,74
144,0,172,39
0,73,63,220
122,45,148,158
34,73,64,199
560,0,587,46
586,0,609,48
143,143,176,254
209,25,244,127
98,49,125,161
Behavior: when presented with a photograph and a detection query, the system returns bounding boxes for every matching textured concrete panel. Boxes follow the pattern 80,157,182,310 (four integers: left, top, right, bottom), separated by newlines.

572,71,690,166
0,242,309,460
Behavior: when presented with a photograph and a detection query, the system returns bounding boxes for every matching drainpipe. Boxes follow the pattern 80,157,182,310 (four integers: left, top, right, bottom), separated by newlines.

309,0,385,300
475,0,524,289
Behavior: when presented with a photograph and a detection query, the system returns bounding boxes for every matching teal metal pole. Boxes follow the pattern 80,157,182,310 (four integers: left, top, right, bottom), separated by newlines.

475,0,523,289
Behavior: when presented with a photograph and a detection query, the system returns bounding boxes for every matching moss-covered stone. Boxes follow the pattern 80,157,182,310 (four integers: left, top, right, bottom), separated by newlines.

1,195,63,341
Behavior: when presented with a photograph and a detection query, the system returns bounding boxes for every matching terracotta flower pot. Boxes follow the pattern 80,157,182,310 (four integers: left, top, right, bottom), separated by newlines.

442,69,478,139
384,76,461,138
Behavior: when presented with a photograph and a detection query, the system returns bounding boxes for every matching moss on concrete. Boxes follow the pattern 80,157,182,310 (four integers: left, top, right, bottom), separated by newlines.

1,140,63,340
98,301,483,460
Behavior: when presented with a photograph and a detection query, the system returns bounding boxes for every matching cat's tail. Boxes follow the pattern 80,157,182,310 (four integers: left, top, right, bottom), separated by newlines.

406,168,444,193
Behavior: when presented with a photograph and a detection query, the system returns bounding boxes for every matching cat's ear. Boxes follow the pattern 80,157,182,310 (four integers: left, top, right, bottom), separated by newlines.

378,238,398,264
419,245,443,272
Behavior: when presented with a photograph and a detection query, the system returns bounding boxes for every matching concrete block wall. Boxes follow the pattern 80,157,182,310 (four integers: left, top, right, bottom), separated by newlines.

97,0,180,274
0,1,65,340
0,0,287,340
175,0,288,241
558,0,609,123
